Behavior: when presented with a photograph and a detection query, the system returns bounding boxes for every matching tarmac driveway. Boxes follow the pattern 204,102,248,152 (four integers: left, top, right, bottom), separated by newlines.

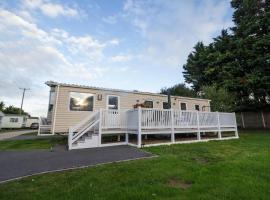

0,130,37,141
0,145,154,183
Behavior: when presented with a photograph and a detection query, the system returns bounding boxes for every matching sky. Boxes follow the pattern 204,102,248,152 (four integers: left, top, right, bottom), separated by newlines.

0,0,234,117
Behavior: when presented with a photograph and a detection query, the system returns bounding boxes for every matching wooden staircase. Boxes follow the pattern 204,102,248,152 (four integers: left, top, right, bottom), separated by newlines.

68,111,100,150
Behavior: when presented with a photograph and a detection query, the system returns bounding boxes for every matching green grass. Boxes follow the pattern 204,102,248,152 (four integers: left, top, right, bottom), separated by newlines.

21,131,38,136
0,130,270,200
0,137,66,151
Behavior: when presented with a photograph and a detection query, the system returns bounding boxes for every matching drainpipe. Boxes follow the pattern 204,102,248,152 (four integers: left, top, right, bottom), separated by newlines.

167,91,171,109
52,85,60,135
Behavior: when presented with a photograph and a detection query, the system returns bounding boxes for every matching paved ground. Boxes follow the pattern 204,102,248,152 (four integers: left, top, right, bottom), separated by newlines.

0,145,154,183
0,130,37,141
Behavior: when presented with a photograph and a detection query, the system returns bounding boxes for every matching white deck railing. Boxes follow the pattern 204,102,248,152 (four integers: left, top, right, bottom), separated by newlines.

100,108,237,131
68,108,238,149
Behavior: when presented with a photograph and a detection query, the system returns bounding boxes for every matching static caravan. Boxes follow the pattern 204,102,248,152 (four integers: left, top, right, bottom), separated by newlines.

1,114,27,129
39,81,238,150
25,117,39,128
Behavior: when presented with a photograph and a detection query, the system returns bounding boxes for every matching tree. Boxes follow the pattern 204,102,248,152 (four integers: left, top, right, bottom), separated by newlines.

182,0,270,111
160,83,198,98
0,101,4,112
201,85,236,112
183,42,213,91
3,105,29,116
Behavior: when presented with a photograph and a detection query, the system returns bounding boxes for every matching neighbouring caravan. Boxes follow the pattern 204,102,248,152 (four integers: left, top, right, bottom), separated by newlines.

0,111,4,130
39,81,238,150
1,114,27,129
25,117,39,128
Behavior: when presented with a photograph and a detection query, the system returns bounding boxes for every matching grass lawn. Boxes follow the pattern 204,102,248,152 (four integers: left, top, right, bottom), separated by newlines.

0,137,66,151
0,130,269,199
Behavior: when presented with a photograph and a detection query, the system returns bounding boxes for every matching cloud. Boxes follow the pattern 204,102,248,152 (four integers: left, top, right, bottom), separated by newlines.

22,0,79,18
110,55,133,62
102,15,118,24
108,38,120,46
122,0,233,68
0,8,116,116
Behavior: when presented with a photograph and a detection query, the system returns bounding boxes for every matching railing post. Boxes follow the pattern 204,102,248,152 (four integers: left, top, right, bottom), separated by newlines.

37,117,41,136
217,112,222,139
234,112,239,138
196,111,201,140
137,106,142,148
99,109,102,147
171,108,175,143
68,128,72,150
240,112,245,128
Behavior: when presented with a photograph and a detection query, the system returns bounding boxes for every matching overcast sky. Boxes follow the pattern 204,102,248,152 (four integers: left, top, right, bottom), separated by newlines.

0,0,233,116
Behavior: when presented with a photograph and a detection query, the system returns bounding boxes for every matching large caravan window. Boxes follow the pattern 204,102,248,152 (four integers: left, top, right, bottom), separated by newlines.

180,102,187,110
69,92,94,111
144,100,153,108
107,95,119,110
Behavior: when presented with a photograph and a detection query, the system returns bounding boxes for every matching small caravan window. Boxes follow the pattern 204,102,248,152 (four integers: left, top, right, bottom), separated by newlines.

107,95,119,110
180,102,187,110
69,92,94,111
144,100,153,108
195,105,200,111
163,102,170,109
10,118,18,123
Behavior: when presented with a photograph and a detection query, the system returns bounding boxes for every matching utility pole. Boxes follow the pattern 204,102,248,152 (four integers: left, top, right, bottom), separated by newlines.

19,88,30,115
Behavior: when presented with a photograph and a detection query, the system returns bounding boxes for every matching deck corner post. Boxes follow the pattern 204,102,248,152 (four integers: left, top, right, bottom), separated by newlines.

217,111,222,139
261,111,266,128
196,111,201,140
234,112,239,138
240,112,245,128
98,108,103,147
68,128,72,150
137,106,142,148
171,108,175,143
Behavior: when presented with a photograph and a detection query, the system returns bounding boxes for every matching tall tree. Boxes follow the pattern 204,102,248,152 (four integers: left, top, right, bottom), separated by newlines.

183,42,212,91
161,83,198,98
183,0,270,111
3,105,29,116
0,101,4,112
201,85,236,112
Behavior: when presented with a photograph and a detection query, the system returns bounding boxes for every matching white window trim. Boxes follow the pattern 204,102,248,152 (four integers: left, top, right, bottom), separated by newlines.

107,95,120,110
179,102,187,110
68,91,95,112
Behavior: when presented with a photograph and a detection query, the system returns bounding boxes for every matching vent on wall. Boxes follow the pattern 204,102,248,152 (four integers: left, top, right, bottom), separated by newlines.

97,94,102,101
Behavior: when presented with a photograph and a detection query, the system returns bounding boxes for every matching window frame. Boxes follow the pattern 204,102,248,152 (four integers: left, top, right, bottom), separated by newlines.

179,102,187,111
106,95,120,110
10,117,19,123
143,100,154,108
162,102,170,109
68,92,95,112
195,104,200,111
